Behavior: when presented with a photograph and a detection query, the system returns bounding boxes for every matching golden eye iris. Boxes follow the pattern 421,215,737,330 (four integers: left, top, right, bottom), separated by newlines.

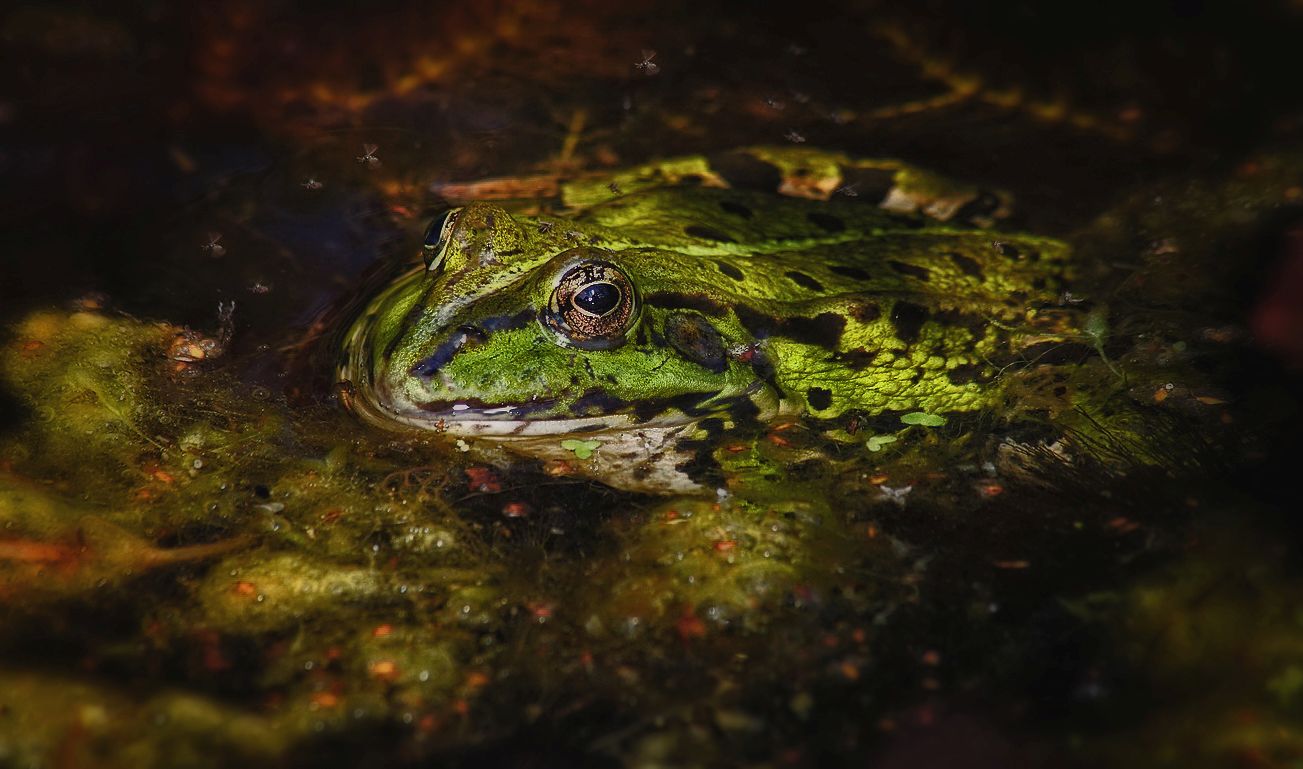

545,259,638,349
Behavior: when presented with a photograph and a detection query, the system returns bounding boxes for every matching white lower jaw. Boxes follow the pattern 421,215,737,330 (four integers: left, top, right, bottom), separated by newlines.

352,394,709,494
351,392,701,439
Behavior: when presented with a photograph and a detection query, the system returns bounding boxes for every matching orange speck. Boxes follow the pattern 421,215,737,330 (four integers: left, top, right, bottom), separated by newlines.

921,650,941,666
371,624,393,638
310,692,340,709
767,433,792,447
453,699,469,716
993,560,1030,569
726,443,748,453
1107,517,1140,534
840,661,860,680
676,610,707,640
502,502,531,518
465,466,502,493
977,482,1004,498
866,524,879,539
542,459,576,477
664,509,680,521
21,340,44,353
233,580,257,597
465,671,490,689
852,628,867,643
1153,387,1169,403
713,539,737,552
869,474,889,485
152,469,175,483
369,659,399,681
320,508,345,524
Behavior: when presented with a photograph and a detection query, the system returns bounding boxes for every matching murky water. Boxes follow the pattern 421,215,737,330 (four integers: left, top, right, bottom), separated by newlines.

3,3,1302,767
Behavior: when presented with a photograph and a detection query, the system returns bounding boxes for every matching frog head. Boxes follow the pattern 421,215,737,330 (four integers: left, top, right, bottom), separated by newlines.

342,201,775,437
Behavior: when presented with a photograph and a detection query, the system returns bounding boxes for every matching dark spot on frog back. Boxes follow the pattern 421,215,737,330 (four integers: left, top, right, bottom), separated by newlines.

849,302,881,322
890,301,929,344
685,225,736,243
735,306,845,348
785,271,824,292
949,252,984,279
888,260,931,281
946,364,988,385
720,200,753,218
715,260,744,280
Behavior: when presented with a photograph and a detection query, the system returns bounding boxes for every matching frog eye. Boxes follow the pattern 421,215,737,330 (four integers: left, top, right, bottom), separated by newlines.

545,260,639,350
422,208,460,272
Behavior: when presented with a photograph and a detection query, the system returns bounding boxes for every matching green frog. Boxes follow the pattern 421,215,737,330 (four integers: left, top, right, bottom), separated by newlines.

339,147,1077,493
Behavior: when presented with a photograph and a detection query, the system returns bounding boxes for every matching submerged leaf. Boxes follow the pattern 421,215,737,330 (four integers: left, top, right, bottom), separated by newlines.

865,435,898,452
901,412,947,427
560,439,602,460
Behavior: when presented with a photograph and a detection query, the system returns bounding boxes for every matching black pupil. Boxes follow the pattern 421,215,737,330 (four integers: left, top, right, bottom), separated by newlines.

573,282,621,316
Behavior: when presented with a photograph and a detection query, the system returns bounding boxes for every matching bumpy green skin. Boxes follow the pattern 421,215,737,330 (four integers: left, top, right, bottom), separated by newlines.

343,148,1069,441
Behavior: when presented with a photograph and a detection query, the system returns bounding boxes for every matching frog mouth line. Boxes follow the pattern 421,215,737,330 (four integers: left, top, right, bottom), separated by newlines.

371,398,652,437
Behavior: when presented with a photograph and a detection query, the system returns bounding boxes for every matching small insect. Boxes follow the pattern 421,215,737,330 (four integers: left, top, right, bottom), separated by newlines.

356,143,380,168
877,484,913,508
537,221,555,234
200,232,225,258
608,182,622,195
634,49,659,75
784,129,806,144
835,184,860,197
301,177,323,191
